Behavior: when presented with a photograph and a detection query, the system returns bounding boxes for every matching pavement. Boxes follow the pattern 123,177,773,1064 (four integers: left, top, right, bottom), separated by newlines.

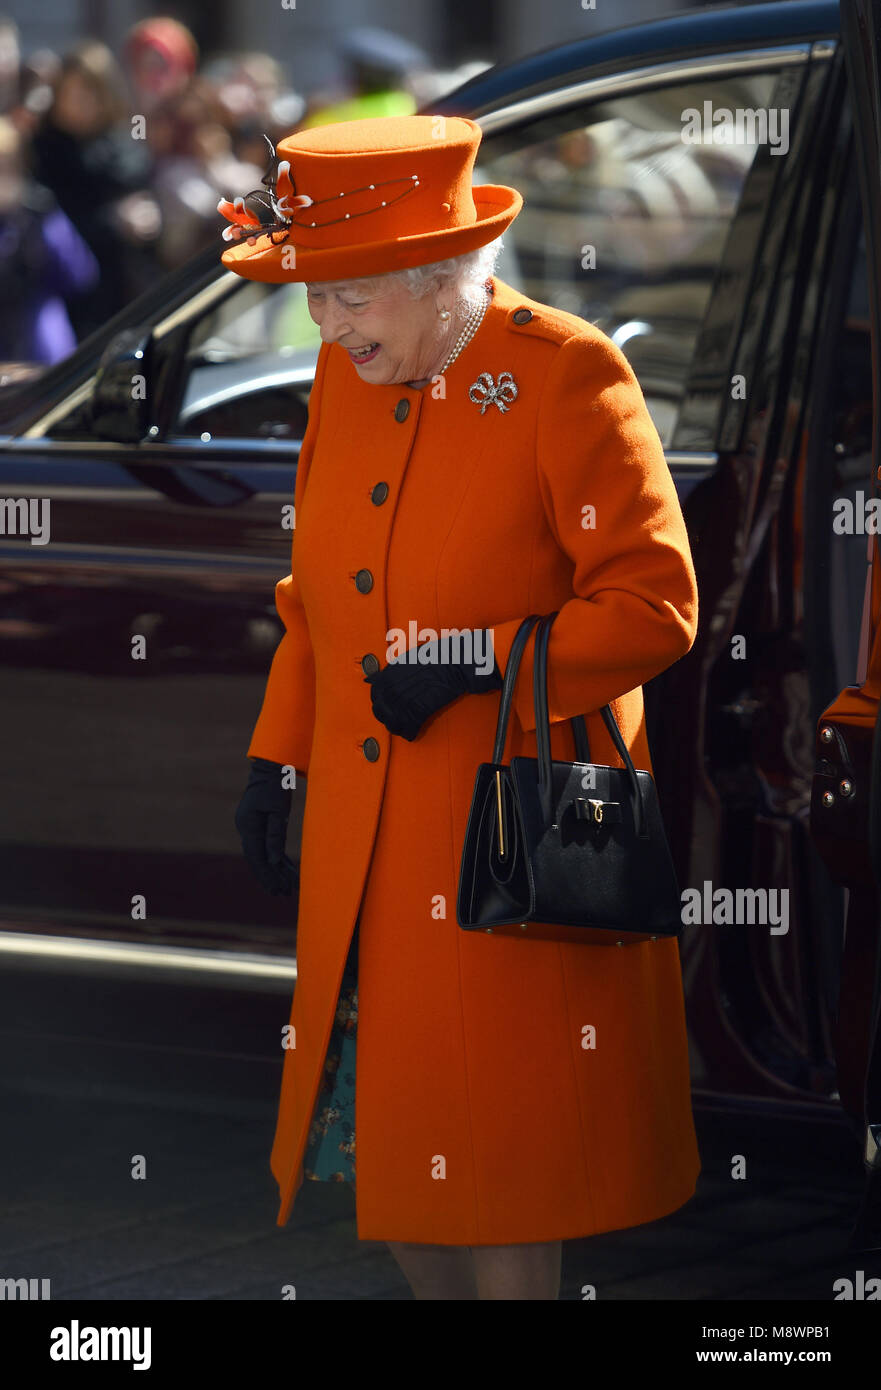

1,952,880,1301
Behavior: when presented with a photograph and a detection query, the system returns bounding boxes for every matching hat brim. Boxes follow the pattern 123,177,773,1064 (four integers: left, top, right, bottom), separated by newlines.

220,185,522,283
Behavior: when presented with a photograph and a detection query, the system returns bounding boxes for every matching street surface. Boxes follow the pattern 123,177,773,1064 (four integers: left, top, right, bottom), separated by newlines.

1,954,878,1300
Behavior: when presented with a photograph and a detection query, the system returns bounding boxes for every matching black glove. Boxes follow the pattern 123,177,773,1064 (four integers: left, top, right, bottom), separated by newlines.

364,630,503,741
235,757,296,895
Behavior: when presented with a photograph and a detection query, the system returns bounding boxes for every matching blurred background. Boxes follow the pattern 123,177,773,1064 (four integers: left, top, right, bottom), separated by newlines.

0,0,755,357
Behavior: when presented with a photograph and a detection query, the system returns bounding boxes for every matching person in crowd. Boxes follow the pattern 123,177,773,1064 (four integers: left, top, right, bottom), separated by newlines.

147,76,262,269
302,26,426,127
0,116,98,362
0,13,19,113
210,51,305,169
0,16,58,140
122,15,198,116
13,47,61,139
29,39,160,337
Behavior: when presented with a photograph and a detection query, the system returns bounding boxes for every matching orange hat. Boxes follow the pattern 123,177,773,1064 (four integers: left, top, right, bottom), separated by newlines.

219,114,522,283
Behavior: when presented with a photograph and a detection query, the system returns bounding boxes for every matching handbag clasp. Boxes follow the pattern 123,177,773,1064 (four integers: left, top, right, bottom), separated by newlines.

572,796,605,823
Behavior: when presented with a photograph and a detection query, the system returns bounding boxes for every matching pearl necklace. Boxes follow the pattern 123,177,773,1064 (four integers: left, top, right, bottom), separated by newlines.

438,283,490,376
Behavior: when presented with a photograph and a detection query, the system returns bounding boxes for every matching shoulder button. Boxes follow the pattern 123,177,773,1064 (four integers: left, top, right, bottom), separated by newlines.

512,308,533,325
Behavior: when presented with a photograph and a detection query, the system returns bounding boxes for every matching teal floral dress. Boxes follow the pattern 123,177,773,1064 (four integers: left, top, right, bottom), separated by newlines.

303,916,359,1183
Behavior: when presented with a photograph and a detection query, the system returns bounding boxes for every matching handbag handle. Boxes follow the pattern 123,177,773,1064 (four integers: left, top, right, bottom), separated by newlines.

490,613,596,766
491,614,543,763
533,612,648,837
483,617,594,772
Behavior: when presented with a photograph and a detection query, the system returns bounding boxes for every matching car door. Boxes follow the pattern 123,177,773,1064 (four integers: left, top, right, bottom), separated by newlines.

0,259,321,959
810,0,881,1248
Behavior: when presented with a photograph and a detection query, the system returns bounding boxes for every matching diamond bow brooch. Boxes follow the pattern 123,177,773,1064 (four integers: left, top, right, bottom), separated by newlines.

468,371,519,414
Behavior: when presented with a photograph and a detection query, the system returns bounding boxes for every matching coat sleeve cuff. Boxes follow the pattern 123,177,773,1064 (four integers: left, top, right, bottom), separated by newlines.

489,601,694,736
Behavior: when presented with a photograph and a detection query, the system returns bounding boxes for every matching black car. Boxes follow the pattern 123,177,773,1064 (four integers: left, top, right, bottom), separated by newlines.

1,0,880,1239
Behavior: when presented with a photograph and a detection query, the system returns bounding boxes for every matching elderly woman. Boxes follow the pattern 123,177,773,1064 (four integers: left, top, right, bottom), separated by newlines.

224,115,700,1301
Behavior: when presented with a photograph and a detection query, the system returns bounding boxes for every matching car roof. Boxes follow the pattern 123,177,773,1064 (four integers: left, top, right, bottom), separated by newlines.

431,0,840,118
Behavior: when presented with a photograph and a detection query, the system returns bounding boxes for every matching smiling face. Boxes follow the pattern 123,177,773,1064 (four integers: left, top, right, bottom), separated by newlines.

304,274,459,386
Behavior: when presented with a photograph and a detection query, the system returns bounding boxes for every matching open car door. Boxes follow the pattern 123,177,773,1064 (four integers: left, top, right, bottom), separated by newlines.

812,0,881,1251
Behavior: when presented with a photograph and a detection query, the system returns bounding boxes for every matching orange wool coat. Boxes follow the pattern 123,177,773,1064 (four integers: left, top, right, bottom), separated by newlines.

248,274,701,1245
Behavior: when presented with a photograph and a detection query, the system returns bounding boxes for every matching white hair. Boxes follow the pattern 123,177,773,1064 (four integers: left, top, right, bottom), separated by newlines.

306,236,504,316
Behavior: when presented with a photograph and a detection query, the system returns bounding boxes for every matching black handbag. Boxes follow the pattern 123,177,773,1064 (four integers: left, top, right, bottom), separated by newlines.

456,611,683,946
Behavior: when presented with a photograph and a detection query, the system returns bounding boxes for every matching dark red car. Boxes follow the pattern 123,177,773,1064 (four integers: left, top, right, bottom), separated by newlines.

1,0,880,1245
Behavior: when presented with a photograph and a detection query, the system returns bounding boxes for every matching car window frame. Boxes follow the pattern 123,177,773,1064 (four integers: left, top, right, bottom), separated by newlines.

471,40,836,488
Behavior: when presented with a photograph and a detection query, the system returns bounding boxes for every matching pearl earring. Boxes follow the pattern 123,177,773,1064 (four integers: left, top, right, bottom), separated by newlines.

439,309,451,321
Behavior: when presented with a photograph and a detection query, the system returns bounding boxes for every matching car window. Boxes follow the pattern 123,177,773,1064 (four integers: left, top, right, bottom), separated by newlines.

174,278,321,441
475,70,784,449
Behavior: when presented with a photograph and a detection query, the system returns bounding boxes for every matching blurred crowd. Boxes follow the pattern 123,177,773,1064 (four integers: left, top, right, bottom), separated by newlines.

0,14,484,364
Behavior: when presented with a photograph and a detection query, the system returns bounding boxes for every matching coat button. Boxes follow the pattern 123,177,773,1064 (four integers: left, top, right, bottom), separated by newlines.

394,399,410,422
354,569,373,593
361,653,380,675
512,308,533,324
371,482,389,505
363,737,380,761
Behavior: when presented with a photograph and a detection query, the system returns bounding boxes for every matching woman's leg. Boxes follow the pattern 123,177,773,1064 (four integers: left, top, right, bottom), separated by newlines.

385,1241,478,1300
352,1182,472,1300
382,1238,562,1300
470,1240,562,1300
